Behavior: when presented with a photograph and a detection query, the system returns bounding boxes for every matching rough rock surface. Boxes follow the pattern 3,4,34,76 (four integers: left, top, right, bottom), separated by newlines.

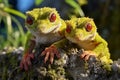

0,45,120,80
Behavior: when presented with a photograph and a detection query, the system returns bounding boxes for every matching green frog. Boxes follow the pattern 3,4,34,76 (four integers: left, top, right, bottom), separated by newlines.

65,17,113,70
20,7,66,71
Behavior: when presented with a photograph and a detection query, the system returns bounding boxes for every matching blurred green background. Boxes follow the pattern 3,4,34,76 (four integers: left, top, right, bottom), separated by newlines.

0,0,120,60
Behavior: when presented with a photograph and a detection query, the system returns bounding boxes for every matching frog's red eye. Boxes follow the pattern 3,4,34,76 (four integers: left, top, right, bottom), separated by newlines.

26,16,33,25
49,13,56,22
85,23,92,32
66,25,71,33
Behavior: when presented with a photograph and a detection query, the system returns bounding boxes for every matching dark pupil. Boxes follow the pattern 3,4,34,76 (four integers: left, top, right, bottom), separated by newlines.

26,16,33,25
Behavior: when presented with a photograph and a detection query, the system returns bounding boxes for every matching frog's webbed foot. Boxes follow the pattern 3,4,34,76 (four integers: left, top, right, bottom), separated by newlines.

20,53,34,71
80,51,96,61
41,45,60,64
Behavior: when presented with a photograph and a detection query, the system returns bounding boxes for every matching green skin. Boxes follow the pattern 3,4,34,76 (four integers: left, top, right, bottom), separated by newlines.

20,7,66,71
64,17,113,70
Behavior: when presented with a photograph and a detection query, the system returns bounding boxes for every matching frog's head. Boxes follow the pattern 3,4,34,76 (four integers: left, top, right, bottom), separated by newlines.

65,17,97,43
25,7,61,36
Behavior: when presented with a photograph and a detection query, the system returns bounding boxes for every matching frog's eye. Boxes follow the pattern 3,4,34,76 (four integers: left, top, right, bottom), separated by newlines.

49,13,56,22
26,16,33,25
85,23,92,32
66,25,71,33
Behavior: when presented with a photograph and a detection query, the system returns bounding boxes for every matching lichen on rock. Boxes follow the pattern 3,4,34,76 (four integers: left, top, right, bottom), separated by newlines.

0,45,120,80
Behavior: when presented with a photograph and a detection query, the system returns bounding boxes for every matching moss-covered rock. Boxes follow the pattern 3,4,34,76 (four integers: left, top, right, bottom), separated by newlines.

0,46,120,80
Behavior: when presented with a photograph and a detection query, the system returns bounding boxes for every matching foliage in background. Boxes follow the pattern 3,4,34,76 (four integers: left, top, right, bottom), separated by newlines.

35,0,43,6
65,0,86,17
0,0,27,49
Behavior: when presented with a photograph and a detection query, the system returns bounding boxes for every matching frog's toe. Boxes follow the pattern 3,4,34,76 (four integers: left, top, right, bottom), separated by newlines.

41,45,60,64
80,51,96,61
20,53,34,71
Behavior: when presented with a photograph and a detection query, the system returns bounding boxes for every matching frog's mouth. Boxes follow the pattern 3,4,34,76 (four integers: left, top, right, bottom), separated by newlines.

39,23,61,34
50,24,61,33
29,23,61,36
75,33,96,41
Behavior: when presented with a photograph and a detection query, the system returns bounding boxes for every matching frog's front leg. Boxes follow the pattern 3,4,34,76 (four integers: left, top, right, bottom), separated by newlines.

80,50,97,61
20,35,36,71
41,39,68,64
20,52,34,71
41,45,60,64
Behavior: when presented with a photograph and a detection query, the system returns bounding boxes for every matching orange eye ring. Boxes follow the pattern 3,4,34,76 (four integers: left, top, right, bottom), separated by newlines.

49,13,56,22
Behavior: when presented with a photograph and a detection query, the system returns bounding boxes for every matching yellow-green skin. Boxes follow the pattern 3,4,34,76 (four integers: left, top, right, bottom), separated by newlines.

20,7,66,70
24,7,66,54
65,17,113,70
